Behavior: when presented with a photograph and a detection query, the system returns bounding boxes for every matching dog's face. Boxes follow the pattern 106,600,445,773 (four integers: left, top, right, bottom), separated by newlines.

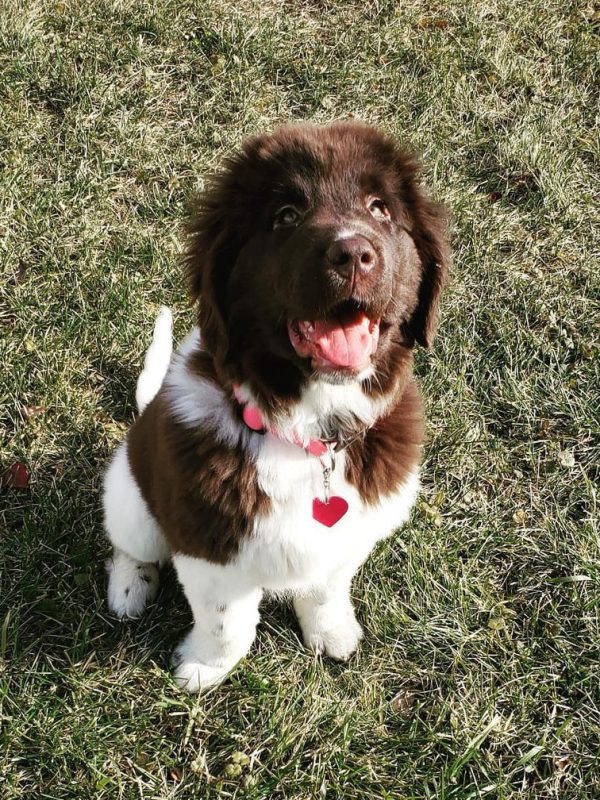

186,122,448,397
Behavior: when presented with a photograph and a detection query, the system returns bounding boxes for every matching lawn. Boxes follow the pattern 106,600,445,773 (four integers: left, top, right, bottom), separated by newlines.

0,1,598,798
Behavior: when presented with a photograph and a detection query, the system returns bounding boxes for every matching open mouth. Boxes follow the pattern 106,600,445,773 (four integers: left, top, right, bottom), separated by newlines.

288,300,380,373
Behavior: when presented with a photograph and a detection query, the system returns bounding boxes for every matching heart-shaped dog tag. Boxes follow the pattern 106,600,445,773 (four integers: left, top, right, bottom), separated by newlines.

312,496,349,527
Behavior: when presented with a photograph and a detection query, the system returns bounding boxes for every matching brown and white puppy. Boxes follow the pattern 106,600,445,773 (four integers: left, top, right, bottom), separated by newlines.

103,121,448,691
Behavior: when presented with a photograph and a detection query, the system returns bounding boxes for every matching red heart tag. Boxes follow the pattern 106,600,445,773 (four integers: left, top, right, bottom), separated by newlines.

312,496,349,527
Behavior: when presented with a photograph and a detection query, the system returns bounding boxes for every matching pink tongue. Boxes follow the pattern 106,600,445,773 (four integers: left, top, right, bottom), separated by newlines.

312,312,375,369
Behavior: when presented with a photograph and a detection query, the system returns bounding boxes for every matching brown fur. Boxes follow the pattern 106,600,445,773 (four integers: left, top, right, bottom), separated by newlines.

127,391,270,565
344,378,424,505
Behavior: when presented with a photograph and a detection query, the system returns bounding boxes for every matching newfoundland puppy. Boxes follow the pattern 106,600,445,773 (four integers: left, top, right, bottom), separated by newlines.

103,121,448,691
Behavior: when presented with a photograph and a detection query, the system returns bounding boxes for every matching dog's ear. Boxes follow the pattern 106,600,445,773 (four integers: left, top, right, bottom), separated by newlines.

395,156,450,349
406,193,449,348
184,158,245,362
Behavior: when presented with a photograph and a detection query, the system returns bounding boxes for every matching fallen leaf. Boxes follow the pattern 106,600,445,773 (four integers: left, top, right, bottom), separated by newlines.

558,450,576,468
2,462,30,489
391,690,415,715
537,419,550,436
168,767,182,783
553,754,572,772
23,404,47,420
513,508,527,525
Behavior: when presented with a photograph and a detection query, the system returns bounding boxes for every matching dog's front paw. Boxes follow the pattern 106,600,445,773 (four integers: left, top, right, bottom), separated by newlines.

301,609,363,662
107,556,159,619
172,637,236,693
173,659,232,693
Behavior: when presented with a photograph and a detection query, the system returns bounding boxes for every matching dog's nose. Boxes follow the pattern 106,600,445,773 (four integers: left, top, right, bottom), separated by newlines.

326,236,377,280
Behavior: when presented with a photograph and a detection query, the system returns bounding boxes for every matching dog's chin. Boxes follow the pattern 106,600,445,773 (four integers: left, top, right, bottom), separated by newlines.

310,363,375,385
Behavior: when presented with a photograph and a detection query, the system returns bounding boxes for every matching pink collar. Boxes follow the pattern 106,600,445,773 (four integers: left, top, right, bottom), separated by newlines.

232,384,329,457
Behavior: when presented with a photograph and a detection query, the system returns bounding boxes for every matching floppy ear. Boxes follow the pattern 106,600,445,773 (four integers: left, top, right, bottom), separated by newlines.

407,195,449,347
184,159,245,363
398,163,450,348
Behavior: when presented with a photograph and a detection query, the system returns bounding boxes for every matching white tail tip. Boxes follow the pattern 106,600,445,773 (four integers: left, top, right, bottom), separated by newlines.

136,307,173,412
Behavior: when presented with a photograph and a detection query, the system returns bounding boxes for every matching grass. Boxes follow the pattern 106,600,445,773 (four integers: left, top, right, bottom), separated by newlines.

0,0,598,797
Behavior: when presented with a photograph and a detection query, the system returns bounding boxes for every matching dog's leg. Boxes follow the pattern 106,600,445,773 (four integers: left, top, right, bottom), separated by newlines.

172,554,262,692
293,569,363,661
103,443,169,618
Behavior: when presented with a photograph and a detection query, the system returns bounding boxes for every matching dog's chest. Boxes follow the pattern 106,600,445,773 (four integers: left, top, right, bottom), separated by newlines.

235,435,419,591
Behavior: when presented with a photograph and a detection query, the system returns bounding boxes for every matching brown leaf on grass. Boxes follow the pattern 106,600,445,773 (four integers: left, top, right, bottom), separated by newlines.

553,754,572,772
488,191,502,203
2,462,30,489
513,508,527,525
168,767,182,783
22,404,47,420
391,690,415,716
416,17,449,30
537,418,550,436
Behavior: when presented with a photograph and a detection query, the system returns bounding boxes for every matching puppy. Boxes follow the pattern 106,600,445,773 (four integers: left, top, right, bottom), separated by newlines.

103,121,448,691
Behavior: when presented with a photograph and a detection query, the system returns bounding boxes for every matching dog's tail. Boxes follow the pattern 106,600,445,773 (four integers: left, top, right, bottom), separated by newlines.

136,306,173,413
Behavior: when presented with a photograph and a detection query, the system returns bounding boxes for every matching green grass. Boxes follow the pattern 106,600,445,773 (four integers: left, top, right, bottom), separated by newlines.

1,1,598,797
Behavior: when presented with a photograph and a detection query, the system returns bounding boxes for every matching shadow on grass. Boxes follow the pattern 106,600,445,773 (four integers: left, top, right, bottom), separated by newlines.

1,414,303,680
89,354,138,424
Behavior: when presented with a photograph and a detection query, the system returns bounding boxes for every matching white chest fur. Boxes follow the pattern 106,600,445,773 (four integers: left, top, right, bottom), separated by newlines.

235,433,419,593
164,330,420,594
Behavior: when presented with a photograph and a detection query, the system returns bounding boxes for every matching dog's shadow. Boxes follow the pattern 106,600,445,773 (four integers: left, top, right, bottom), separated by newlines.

90,354,138,424
2,412,301,681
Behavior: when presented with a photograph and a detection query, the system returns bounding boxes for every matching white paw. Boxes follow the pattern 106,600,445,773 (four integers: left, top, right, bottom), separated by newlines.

173,659,232,693
302,610,363,661
107,556,159,618
172,638,236,693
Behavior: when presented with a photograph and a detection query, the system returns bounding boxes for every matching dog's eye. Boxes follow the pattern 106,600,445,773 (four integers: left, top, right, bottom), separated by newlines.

274,206,301,229
368,199,391,221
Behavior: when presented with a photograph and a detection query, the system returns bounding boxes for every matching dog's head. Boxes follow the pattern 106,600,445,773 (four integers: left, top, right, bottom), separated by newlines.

186,121,448,400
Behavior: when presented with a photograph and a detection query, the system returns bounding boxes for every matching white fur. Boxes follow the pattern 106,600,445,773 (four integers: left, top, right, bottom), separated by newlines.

243,445,419,593
293,575,364,661
172,555,262,690
103,444,170,565
107,548,160,618
136,306,173,412
163,327,252,449
239,377,391,450
104,312,172,619
335,228,358,240
103,314,420,691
